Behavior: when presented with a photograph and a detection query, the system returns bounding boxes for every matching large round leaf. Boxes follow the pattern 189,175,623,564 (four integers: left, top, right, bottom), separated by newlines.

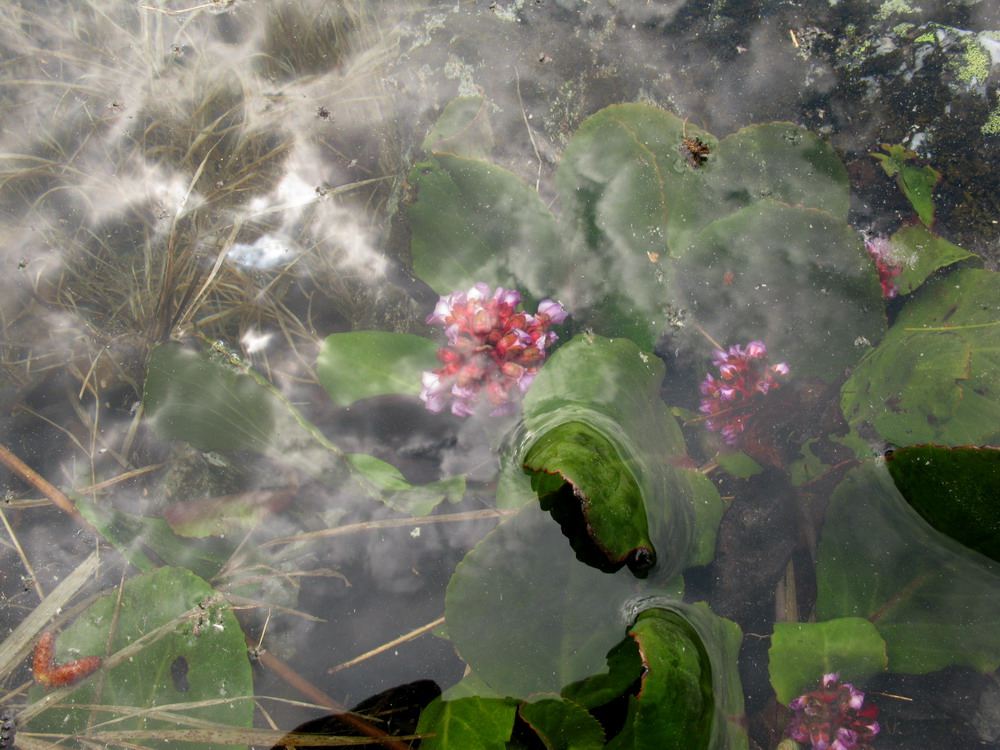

885,444,1000,563
554,105,703,347
671,200,886,379
445,502,637,697
407,153,561,299
499,334,724,578
815,463,1000,674
317,331,439,407
768,618,888,705
26,567,253,750
841,268,1000,446
443,503,746,747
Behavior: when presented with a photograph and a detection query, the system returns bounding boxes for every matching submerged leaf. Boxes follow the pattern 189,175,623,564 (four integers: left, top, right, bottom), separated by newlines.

768,618,888,705
885,444,1000,563
77,499,234,579
422,95,494,159
816,463,1000,674
415,695,516,750
443,500,748,747
518,695,605,750
841,269,1000,446
144,343,276,453
317,331,439,407
555,104,850,347
407,153,561,298
144,342,464,515
672,201,886,380
26,567,254,750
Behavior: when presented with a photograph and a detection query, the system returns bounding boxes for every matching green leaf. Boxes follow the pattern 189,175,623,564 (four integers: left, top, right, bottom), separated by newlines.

445,503,635,697
26,567,254,750
518,695,605,750
624,609,715,750
162,490,292,539
871,143,942,227
76,499,233,580
561,638,643,709
885,224,979,296
554,105,690,347
144,342,277,454
422,95,494,158
557,103,690,256
672,200,887,379
501,334,725,576
525,421,652,573
415,696,516,750
144,342,465,516
841,269,1000,446
554,105,849,347
816,463,1000,674
443,501,747,747
768,619,888,705
698,121,851,225
317,331,439,406
715,452,764,478
347,453,466,517
407,153,561,297
885,444,1000,563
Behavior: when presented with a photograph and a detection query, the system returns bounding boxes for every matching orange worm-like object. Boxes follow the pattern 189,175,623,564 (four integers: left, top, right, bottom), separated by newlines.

32,631,102,690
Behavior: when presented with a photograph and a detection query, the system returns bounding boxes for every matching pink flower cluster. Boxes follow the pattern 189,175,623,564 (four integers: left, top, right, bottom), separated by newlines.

786,673,880,750
865,237,902,299
420,283,568,417
699,340,789,445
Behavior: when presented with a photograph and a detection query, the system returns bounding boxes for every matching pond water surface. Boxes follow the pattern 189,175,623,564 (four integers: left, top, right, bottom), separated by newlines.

1,1,1000,749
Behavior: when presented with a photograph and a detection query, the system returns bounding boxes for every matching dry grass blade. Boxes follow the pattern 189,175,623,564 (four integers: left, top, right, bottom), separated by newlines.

259,508,512,550
0,550,101,678
0,442,96,533
0,506,45,600
327,616,445,675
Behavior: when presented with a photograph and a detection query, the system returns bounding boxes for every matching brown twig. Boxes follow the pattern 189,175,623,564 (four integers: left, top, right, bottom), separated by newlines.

0,441,96,534
256,648,416,750
328,616,445,675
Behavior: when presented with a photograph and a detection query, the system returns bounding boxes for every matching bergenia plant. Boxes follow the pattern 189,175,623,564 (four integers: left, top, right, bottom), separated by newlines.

131,96,1000,750
420,283,567,417
865,237,903,299
698,340,790,446
785,673,880,750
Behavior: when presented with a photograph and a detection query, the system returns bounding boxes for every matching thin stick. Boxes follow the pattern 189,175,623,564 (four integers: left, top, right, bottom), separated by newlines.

695,324,724,350
0,506,45,601
0,441,96,533
328,616,445,675
74,462,166,494
260,508,510,550
256,649,414,750
514,66,543,192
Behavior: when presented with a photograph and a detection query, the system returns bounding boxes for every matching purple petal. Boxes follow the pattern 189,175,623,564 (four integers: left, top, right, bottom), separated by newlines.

493,287,521,307
467,282,491,301
537,298,569,324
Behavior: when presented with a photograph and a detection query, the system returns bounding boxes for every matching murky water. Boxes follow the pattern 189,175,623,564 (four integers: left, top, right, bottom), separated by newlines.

2,1,999,749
